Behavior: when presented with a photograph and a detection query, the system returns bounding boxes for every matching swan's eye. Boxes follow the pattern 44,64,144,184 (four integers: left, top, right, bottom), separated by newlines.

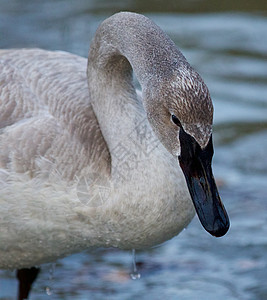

171,114,181,127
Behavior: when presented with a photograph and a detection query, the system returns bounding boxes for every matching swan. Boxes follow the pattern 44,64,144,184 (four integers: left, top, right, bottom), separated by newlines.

0,12,229,299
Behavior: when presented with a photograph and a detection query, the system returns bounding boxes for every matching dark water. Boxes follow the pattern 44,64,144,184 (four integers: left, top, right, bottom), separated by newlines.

1,0,267,299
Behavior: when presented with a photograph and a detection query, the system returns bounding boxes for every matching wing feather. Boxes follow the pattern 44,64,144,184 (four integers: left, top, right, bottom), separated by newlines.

0,49,111,180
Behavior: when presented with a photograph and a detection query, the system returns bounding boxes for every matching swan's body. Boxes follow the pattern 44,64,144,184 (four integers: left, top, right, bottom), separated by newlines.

0,12,229,271
0,50,193,269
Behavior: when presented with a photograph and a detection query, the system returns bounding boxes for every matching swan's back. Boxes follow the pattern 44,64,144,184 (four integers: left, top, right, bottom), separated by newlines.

0,49,110,180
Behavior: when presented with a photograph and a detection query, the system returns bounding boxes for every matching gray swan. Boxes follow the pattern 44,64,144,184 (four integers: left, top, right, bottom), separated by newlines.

0,12,229,299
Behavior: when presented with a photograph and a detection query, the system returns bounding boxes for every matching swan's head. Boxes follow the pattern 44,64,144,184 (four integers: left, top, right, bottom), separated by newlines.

143,67,213,156
143,66,230,237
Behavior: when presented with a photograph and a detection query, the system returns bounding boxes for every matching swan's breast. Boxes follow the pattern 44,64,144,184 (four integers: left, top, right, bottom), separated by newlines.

75,134,195,250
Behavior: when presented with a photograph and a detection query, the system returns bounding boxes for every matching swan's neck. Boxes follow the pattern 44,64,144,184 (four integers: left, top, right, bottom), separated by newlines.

87,13,188,144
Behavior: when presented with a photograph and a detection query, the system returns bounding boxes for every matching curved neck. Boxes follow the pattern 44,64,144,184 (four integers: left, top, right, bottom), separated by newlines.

86,12,188,150
87,12,187,86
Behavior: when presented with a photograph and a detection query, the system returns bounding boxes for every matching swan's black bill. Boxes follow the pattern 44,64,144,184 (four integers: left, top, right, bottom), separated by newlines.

178,127,230,237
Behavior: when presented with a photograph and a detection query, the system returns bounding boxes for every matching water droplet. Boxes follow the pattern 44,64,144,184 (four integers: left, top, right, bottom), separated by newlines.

45,263,56,296
130,249,141,280
46,287,52,296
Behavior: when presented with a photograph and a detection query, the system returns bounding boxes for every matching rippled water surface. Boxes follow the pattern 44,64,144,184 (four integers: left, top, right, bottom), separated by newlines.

0,0,267,299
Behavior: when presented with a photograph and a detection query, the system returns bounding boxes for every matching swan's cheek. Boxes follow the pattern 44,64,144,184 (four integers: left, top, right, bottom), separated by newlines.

157,129,180,157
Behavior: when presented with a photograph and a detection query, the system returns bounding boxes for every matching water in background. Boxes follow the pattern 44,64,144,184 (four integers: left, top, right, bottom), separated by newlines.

0,0,267,299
